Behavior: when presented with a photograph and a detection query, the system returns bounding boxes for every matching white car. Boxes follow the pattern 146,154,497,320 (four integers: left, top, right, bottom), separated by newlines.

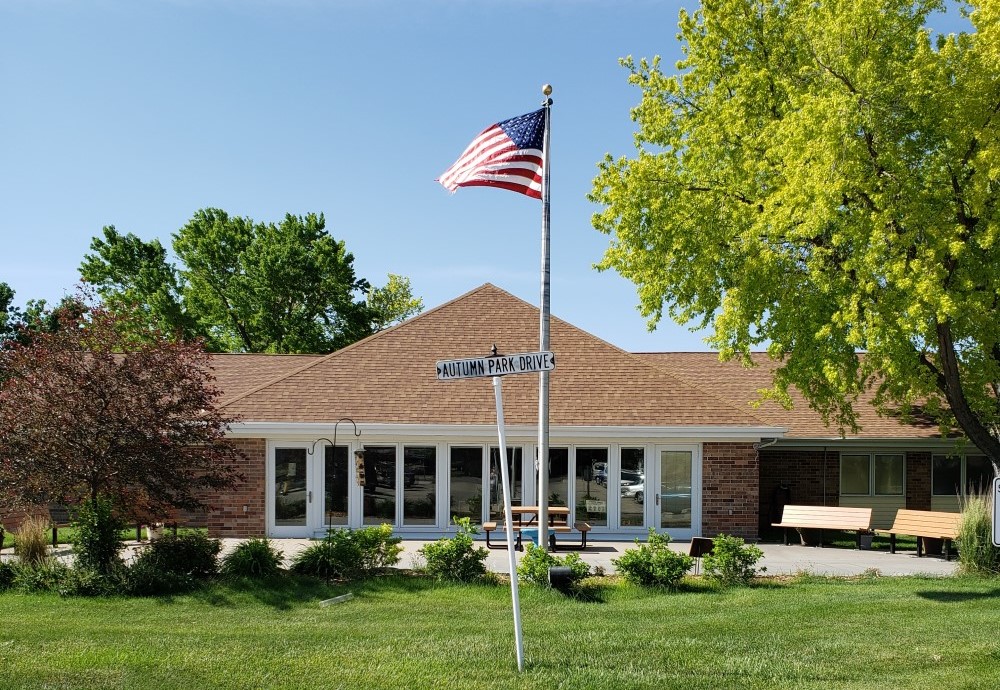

620,471,644,503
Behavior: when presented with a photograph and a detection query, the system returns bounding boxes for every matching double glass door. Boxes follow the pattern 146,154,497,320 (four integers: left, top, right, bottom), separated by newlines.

270,442,353,537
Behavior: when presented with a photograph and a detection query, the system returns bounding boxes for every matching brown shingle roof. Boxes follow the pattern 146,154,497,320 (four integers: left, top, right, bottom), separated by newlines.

218,284,773,428
636,353,941,439
210,353,324,405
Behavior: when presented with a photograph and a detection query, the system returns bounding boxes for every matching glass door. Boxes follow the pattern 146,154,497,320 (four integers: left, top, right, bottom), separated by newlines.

270,444,314,537
655,446,696,538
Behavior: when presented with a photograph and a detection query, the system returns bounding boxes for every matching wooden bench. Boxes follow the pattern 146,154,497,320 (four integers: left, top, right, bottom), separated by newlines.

483,521,589,551
48,504,73,547
772,505,873,548
875,509,961,561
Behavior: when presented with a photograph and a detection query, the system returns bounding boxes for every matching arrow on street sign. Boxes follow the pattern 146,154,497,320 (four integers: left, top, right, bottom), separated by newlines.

436,351,555,380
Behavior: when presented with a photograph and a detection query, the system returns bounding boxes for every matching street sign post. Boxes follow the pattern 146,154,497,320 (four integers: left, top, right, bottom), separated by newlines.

993,476,1000,547
436,348,556,672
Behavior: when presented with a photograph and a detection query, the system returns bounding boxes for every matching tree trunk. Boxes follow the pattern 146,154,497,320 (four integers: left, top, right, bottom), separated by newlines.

936,321,1000,464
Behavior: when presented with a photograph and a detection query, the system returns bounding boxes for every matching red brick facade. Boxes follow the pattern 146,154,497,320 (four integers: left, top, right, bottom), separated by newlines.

906,452,932,510
205,438,266,538
702,442,759,539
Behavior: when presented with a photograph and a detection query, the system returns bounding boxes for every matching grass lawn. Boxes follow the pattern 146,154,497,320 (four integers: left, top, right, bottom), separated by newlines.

2,574,999,689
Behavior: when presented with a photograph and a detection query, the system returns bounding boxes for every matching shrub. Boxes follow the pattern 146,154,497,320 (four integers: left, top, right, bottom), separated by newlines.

131,532,221,580
10,558,71,593
702,534,766,587
517,543,591,588
352,524,403,571
958,492,1000,576
220,538,285,580
612,529,693,588
419,517,489,583
58,566,124,597
123,558,197,596
0,560,16,591
291,525,403,582
13,516,50,567
73,496,126,574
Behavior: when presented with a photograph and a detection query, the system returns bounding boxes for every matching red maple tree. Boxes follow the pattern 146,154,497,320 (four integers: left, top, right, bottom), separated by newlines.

0,299,243,522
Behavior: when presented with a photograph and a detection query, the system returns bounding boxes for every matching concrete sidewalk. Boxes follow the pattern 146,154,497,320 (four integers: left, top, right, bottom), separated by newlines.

241,538,960,578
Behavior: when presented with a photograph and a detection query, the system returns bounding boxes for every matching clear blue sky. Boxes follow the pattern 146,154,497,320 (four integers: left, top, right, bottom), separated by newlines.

0,0,969,353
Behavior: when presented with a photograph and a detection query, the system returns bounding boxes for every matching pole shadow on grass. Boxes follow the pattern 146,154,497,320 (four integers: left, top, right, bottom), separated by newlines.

916,587,1000,603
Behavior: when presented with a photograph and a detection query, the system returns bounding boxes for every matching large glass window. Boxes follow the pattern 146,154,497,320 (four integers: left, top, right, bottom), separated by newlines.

932,455,962,496
363,446,396,525
934,454,994,497
324,446,349,527
966,455,993,495
840,455,870,495
575,448,608,527
841,453,903,496
403,446,436,525
274,448,308,526
489,447,523,521
873,455,904,495
619,448,645,527
450,447,483,524
547,447,569,508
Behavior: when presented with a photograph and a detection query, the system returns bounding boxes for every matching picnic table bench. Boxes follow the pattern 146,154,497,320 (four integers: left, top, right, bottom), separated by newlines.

482,506,591,551
772,504,873,548
875,509,961,560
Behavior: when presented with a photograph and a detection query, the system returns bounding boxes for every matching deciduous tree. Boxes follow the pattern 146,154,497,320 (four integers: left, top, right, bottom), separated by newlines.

590,0,1000,460
0,299,243,520
80,209,423,353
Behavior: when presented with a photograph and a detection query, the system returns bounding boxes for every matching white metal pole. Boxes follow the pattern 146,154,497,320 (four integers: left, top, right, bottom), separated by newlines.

493,375,525,672
537,85,553,548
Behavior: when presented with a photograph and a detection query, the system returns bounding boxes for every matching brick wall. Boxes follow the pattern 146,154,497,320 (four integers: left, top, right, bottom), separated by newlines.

702,442,759,539
758,448,840,533
906,452,932,510
205,437,266,538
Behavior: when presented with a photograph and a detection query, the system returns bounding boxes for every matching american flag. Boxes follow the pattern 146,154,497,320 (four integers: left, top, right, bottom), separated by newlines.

437,108,545,199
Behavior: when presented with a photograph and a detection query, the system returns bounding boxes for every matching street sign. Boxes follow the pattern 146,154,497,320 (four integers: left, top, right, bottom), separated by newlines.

993,476,1000,547
436,351,555,380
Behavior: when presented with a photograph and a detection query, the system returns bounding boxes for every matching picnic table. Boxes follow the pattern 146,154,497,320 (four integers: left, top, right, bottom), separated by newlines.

483,506,590,551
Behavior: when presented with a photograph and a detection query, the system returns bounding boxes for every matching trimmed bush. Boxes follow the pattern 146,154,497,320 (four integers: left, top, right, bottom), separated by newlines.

612,529,693,588
291,525,402,582
702,534,765,586
419,517,489,583
352,524,403,571
131,532,221,579
220,538,285,580
73,496,126,574
517,543,591,588
13,516,49,567
958,492,1000,576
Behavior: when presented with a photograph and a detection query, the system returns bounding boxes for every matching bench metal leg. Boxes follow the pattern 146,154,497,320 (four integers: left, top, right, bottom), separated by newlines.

944,539,952,561
889,534,897,554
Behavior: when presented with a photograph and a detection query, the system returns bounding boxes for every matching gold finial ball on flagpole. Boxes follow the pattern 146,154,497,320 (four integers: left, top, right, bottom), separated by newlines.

542,84,552,96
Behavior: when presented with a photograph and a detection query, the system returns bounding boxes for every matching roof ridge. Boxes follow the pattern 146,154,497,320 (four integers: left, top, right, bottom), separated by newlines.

218,283,504,409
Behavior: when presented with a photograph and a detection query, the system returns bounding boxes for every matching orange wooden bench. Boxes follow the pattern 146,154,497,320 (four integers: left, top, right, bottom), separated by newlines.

875,509,961,561
772,505,873,548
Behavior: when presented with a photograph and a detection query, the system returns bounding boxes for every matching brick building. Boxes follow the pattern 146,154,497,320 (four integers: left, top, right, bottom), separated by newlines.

203,284,985,540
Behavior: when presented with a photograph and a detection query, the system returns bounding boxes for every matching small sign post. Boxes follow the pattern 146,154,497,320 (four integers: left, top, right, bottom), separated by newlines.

993,476,1000,548
436,348,556,672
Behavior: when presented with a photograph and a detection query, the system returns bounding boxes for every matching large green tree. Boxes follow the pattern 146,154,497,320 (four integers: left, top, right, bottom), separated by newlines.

591,0,1000,460
81,209,422,353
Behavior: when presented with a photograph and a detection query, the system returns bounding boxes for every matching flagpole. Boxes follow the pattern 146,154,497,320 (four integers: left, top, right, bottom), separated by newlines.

537,84,553,549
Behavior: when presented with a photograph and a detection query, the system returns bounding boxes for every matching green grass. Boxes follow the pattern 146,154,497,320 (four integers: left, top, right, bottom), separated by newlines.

1,574,999,689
